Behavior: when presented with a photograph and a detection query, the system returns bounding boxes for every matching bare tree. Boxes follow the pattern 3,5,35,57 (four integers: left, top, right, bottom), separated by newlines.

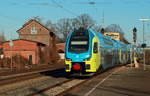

105,24,124,34
55,14,95,42
0,31,6,44
92,25,102,32
73,14,95,29
45,20,58,32
31,16,43,24
56,18,73,42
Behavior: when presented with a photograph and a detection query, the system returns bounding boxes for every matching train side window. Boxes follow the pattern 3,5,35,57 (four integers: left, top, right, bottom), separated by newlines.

93,42,98,53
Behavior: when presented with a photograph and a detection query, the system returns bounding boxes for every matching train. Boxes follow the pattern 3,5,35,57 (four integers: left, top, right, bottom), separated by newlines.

65,27,132,76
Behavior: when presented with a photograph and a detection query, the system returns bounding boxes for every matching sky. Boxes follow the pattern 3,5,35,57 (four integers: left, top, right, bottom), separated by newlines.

0,0,150,45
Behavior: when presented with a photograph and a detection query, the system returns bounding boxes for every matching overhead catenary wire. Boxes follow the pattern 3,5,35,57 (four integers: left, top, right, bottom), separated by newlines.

0,1,77,33
0,12,22,22
75,1,106,28
0,11,24,40
51,0,78,16
0,12,24,31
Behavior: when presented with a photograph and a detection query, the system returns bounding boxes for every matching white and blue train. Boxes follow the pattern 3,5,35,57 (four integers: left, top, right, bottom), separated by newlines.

65,27,132,75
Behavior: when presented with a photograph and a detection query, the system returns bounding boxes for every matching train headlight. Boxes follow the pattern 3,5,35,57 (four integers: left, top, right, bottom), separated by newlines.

86,64,90,69
65,65,69,70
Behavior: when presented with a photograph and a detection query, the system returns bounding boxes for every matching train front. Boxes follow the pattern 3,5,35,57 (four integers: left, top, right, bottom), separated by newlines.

65,28,99,75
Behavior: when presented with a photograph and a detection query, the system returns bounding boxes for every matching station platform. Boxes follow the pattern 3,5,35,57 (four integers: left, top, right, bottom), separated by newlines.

66,64,150,96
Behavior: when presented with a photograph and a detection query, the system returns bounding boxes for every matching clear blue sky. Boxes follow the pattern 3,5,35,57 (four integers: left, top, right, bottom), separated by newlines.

0,0,150,45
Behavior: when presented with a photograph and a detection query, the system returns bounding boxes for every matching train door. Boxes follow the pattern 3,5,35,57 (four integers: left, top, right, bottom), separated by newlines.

28,55,32,65
112,48,118,66
122,51,127,64
100,47,105,69
103,47,113,69
93,42,100,71
109,48,114,67
116,49,120,65
119,50,127,64
119,49,123,64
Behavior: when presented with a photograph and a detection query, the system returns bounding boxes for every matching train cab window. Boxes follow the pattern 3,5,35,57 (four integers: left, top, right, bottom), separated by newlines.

69,41,89,53
93,42,98,53
68,29,89,53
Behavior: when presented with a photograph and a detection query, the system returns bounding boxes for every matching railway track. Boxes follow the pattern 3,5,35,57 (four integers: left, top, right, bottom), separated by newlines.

0,67,90,96
30,79,86,96
0,68,70,96
30,66,124,96
0,65,63,79
0,68,64,86
0,65,125,96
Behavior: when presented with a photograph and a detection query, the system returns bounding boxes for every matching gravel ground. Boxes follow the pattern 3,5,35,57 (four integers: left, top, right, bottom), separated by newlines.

0,64,64,77
33,79,85,96
0,68,68,96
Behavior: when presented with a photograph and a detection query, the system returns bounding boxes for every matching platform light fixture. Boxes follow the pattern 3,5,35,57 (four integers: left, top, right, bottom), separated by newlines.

139,18,149,70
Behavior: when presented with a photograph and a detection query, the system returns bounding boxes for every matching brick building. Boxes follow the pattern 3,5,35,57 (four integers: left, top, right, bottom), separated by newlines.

56,43,65,59
17,19,52,45
0,19,60,69
0,39,46,65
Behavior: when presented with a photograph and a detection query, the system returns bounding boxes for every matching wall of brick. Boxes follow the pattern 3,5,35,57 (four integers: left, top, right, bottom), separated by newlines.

4,50,36,64
18,20,51,45
1,40,45,64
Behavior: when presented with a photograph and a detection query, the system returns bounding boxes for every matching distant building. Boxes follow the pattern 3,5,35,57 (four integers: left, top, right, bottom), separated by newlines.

17,19,52,45
104,32,129,44
104,32,121,41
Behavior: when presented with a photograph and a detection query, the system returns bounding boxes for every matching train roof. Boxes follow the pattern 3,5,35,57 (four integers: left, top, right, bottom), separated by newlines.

89,28,129,49
89,29,114,48
67,28,128,49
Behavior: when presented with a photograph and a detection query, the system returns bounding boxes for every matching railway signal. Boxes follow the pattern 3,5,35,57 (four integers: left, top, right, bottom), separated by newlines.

133,27,137,43
141,43,147,48
132,27,139,68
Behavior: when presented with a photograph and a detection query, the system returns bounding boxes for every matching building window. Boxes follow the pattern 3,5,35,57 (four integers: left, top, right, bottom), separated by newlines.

31,27,37,34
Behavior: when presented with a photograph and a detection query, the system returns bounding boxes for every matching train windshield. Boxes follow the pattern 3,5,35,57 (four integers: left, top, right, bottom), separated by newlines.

69,29,89,53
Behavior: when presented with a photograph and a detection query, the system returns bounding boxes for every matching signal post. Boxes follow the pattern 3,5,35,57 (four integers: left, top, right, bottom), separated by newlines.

133,27,139,68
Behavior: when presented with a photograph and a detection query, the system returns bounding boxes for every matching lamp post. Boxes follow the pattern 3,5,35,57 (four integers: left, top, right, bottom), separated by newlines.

139,18,149,70
9,40,14,71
